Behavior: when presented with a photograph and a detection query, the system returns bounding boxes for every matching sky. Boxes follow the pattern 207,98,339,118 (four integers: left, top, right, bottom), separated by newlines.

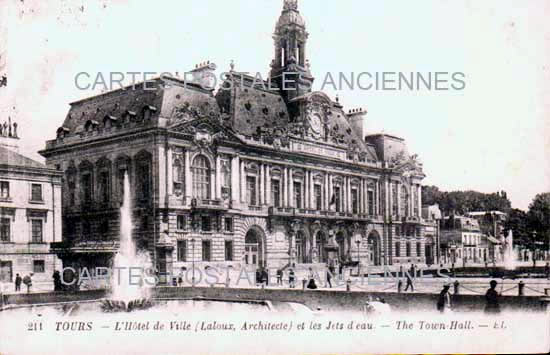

0,0,548,210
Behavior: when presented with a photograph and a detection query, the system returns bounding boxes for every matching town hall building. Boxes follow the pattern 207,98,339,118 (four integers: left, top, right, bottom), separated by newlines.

40,0,435,279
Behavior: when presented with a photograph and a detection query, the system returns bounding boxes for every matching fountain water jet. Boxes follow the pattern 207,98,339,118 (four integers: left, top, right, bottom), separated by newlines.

502,230,516,271
104,171,153,312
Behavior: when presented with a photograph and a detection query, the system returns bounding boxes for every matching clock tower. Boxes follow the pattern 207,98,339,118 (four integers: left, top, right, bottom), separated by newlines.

270,0,314,106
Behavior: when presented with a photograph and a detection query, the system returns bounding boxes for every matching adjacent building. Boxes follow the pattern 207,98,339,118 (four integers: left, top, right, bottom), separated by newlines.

421,204,442,265
40,0,435,280
466,211,507,263
440,215,488,265
0,123,62,291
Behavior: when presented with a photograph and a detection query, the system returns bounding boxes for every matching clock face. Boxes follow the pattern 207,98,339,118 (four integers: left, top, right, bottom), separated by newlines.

310,113,322,135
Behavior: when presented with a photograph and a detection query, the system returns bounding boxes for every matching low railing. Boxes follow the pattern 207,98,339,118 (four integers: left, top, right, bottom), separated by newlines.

191,198,225,210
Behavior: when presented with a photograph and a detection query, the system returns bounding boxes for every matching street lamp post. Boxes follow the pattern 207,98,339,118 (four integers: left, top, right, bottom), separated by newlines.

191,238,196,287
355,239,361,276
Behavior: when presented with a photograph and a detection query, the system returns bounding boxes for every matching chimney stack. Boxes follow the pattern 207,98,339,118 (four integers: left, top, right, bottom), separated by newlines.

187,61,217,91
346,107,367,140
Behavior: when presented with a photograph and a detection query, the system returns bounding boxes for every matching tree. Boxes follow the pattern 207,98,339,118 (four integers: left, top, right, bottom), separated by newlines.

527,193,550,251
421,185,442,206
422,187,511,216
503,209,530,247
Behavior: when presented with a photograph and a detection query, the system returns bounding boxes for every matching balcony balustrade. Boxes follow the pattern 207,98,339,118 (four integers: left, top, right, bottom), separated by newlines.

191,198,226,211
268,206,377,222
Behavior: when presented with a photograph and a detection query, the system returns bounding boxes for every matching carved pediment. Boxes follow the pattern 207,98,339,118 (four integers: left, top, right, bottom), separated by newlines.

170,102,218,123
389,151,423,176
170,118,242,145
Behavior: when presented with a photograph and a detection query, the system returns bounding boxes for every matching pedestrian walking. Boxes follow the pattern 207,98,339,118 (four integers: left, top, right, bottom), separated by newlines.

22,274,33,293
404,269,414,292
261,268,269,286
306,267,317,290
484,280,501,314
255,269,262,286
326,268,332,288
437,283,452,313
288,268,296,288
276,269,283,286
545,262,550,280
52,270,62,291
14,274,21,292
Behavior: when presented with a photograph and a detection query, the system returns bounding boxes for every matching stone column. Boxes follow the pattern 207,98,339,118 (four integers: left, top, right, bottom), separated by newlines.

345,177,350,213
350,178,353,213
240,160,246,204
341,178,346,212
304,170,309,209
311,231,318,263
310,171,315,209
215,156,222,200
184,150,192,203
324,174,329,210
358,179,363,214
265,165,271,206
364,179,369,214
210,160,216,201
167,146,173,196
328,174,333,210
283,167,288,207
384,179,390,219
409,185,414,217
377,180,381,216
418,185,422,217
361,179,366,215
231,156,240,208
288,167,293,208
259,163,264,205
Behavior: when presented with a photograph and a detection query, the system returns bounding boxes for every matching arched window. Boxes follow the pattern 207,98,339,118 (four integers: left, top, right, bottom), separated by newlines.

79,161,94,205
135,151,152,203
192,155,211,200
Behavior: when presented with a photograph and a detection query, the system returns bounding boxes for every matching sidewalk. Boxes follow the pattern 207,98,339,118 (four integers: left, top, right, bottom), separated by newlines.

0,281,54,295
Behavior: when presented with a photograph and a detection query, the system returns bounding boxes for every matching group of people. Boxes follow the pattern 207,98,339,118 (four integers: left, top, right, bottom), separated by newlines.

13,273,33,293
13,270,64,293
437,280,501,314
271,267,319,290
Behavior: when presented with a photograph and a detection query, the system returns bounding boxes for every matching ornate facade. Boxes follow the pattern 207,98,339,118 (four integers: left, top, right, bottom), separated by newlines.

40,0,434,278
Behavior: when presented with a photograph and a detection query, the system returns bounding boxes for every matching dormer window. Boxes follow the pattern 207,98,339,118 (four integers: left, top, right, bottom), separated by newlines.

56,127,70,139
103,115,117,129
84,120,99,132
122,110,136,124
142,105,157,121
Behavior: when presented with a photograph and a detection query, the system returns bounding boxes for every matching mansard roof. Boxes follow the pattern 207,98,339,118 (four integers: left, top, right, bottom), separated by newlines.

58,77,219,137
215,74,290,137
